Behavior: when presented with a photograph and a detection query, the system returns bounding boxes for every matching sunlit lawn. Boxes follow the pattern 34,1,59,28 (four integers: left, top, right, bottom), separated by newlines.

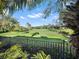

0,29,68,40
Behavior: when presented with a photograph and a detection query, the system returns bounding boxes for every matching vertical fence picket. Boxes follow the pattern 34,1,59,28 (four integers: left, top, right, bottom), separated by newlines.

57,42,59,59
62,41,64,59
66,42,68,59
53,42,55,59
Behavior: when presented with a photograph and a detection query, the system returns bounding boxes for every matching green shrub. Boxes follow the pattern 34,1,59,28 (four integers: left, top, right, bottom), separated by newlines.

0,44,51,59
31,51,51,59
0,44,29,59
59,31,69,36
32,32,39,37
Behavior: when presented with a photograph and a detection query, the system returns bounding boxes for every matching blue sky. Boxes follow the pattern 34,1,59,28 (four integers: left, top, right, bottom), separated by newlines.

12,1,59,27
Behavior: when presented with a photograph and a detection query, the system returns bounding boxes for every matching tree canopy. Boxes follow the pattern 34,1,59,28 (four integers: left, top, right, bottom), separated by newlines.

60,0,79,33
0,16,19,32
0,0,45,15
0,0,71,16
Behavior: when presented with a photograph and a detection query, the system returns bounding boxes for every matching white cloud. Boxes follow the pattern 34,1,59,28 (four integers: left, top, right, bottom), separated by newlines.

51,14,59,20
20,16,25,19
53,15,59,20
27,13,44,19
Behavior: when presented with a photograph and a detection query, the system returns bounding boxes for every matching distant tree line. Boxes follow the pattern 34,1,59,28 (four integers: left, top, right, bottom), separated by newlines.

32,24,60,29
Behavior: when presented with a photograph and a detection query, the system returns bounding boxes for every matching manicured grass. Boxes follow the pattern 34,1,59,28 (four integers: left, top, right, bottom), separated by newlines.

0,29,68,40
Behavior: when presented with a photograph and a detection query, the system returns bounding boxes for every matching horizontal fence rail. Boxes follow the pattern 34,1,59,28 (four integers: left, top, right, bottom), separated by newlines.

1,37,77,59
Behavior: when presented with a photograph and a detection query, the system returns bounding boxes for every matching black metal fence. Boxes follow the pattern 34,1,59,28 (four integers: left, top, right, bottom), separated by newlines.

22,39,76,59
2,37,77,59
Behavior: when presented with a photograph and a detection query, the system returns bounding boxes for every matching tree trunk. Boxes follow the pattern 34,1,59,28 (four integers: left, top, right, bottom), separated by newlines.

70,34,79,59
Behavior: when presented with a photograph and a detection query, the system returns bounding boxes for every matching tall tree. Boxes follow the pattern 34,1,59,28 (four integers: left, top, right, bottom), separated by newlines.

0,0,72,16
26,23,32,30
60,0,79,58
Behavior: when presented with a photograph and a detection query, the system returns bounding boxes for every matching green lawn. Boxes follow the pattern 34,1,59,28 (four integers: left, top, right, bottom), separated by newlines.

0,29,68,40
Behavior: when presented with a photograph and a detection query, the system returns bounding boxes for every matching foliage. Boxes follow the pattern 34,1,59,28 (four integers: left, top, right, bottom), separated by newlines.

0,44,29,59
31,51,51,59
32,32,39,37
59,0,79,34
0,0,45,15
59,1,79,56
59,31,69,36
0,0,72,17
32,24,60,31
60,27,74,35
0,16,29,33
0,16,19,33
20,26,29,33
26,23,32,30
0,44,52,59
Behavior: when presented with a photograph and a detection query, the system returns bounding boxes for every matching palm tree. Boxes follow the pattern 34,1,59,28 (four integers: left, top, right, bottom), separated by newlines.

0,0,45,16
0,0,72,16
